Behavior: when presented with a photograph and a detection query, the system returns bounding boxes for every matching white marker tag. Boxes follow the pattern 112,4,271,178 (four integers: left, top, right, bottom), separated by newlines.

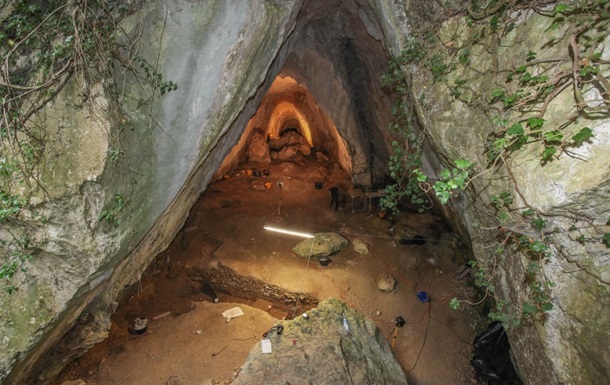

261,339,272,354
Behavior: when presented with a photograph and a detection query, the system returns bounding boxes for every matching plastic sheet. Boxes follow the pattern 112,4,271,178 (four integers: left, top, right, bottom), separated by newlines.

471,321,523,385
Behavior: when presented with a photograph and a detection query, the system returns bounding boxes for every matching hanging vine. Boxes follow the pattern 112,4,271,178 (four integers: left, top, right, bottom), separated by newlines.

383,0,610,328
0,0,178,293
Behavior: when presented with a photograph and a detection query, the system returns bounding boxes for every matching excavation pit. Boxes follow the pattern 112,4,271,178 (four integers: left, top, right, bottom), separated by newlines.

57,157,483,385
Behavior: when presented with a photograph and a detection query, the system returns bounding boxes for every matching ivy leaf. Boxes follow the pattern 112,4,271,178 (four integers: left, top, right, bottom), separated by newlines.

527,117,545,130
543,131,563,143
526,51,537,62
449,298,460,310
540,302,554,311
522,209,535,217
436,190,451,204
541,145,556,161
572,127,593,144
530,241,548,253
532,216,547,230
507,123,524,136
454,159,471,169
439,168,451,179
548,21,560,31
491,88,505,99
415,171,428,182
554,3,568,14
493,138,508,150
522,302,538,315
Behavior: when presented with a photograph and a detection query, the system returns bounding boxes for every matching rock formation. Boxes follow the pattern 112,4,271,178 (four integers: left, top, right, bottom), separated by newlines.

232,298,408,385
292,233,349,259
1,1,609,384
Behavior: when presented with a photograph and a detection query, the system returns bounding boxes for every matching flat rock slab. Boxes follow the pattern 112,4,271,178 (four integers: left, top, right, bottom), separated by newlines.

292,232,348,258
232,298,408,385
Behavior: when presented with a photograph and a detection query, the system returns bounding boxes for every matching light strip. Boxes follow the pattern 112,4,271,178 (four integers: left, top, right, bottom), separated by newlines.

264,225,314,238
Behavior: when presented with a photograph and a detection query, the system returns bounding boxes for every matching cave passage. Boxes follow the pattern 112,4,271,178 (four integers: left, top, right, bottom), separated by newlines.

216,74,351,180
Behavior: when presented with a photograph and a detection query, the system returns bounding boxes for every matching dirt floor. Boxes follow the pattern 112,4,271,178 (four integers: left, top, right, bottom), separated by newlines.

57,156,485,385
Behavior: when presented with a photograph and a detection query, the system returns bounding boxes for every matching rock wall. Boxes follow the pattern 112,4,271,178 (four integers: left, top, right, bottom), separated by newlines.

0,1,304,383
380,5,610,385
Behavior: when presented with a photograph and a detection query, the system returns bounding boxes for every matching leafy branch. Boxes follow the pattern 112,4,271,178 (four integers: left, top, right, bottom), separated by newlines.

384,0,610,327
0,1,178,293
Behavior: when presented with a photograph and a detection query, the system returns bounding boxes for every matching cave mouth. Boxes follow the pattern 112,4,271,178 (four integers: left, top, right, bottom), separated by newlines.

53,1,484,384
215,73,351,181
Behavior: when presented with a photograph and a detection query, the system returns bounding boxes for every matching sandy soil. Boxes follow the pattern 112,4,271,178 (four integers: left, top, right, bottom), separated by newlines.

57,157,484,385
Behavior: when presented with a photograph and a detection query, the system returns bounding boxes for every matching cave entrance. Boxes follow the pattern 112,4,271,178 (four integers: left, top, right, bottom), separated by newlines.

57,1,483,384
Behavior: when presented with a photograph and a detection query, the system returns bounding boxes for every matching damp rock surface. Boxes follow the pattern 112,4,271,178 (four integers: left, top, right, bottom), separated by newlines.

232,298,408,385
292,232,349,258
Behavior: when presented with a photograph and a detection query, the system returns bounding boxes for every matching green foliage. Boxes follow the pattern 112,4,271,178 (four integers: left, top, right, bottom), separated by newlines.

488,300,521,330
531,216,547,231
387,0,610,328
107,147,125,162
0,190,25,222
449,297,461,310
414,159,473,204
136,58,179,95
99,193,126,227
381,39,426,90
0,1,179,292
603,233,610,247
425,54,451,83
572,127,593,144
0,235,33,293
380,41,430,214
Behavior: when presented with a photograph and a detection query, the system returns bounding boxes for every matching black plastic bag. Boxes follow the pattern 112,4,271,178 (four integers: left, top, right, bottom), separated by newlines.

471,321,523,385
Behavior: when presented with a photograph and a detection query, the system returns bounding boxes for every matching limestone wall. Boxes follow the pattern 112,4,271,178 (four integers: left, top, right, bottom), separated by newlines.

0,1,304,383
372,3,610,384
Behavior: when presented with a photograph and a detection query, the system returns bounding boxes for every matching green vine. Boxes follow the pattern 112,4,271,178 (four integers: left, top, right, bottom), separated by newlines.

384,0,610,327
0,1,178,293
379,39,429,214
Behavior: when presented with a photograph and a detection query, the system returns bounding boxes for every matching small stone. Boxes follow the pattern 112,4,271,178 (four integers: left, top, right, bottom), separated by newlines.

376,310,381,316
377,275,396,293
196,329,202,335
353,238,369,254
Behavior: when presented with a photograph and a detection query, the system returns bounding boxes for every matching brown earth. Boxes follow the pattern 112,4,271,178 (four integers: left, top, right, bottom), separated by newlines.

57,156,485,385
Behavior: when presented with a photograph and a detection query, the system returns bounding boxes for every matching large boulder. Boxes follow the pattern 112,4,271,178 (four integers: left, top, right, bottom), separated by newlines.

292,232,349,258
232,298,408,385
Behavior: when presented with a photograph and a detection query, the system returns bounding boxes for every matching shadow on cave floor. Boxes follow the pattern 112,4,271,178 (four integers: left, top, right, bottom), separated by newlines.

56,157,485,385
